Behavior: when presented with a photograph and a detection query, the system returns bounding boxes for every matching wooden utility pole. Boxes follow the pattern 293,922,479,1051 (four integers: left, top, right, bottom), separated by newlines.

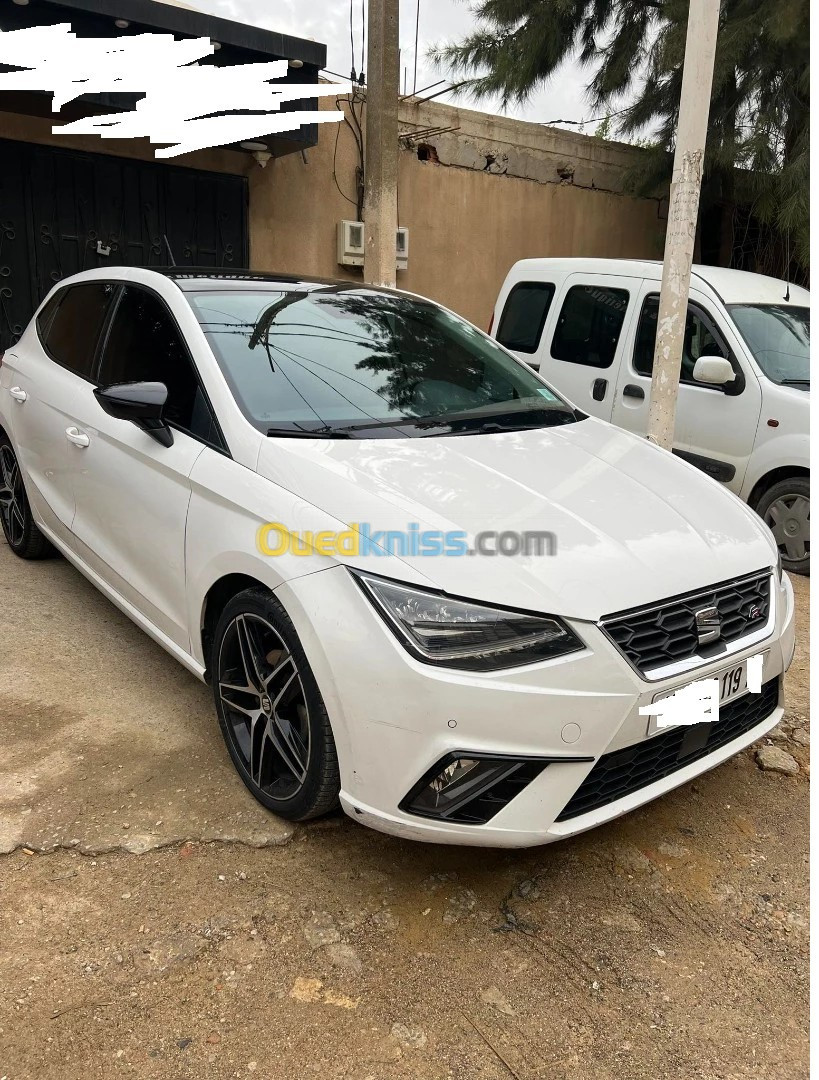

646,0,721,449
363,0,400,288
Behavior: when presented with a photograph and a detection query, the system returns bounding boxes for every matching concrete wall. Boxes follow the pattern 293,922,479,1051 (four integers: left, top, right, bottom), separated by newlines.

252,97,667,326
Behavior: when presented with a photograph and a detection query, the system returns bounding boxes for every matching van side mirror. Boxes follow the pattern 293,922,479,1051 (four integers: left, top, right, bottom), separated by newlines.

692,356,736,388
93,381,174,447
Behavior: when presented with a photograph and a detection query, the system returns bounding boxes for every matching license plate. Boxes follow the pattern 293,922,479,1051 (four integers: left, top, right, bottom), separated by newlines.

646,659,749,737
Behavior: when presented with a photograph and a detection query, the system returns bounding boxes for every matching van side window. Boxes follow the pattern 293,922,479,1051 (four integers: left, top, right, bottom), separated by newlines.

634,296,732,386
496,282,555,353
551,285,629,369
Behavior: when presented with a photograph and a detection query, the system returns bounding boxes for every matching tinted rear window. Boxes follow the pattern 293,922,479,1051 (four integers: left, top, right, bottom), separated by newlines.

496,282,555,353
43,283,116,379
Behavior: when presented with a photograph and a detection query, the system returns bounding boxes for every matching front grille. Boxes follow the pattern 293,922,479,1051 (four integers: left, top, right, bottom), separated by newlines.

602,570,771,676
556,676,780,822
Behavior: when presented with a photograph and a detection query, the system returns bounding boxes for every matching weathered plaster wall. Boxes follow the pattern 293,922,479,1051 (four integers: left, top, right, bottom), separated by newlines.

251,96,667,325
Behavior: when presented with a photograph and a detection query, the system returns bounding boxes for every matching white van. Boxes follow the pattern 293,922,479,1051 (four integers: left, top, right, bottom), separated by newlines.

492,259,810,574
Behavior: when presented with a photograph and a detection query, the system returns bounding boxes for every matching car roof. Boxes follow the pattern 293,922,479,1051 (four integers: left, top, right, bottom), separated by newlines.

507,258,810,305
43,265,413,300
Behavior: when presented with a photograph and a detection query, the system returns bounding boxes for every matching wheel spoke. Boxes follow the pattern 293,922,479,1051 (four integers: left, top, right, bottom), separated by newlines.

219,683,260,717
272,668,299,713
785,536,806,561
10,502,25,544
0,449,13,491
263,648,294,691
234,615,263,692
791,496,810,530
266,712,309,784
236,615,268,692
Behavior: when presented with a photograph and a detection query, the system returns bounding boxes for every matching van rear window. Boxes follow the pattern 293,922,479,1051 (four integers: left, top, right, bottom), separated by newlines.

496,282,555,353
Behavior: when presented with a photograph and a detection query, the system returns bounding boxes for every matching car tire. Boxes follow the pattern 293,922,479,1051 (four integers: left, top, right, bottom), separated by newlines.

756,477,810,576
211,587,341,821
0,433,55,560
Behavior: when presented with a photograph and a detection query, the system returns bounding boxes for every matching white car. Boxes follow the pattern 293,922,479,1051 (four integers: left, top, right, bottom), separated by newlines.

492,259,810,574
0,268,795,847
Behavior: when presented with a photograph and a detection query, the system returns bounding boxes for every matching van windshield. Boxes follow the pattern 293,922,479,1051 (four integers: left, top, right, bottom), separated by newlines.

187,286,580,437
727,304,810,387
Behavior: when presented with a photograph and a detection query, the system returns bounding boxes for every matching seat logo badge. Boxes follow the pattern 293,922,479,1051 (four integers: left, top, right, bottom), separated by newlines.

694,605,721,645
747,604,763,622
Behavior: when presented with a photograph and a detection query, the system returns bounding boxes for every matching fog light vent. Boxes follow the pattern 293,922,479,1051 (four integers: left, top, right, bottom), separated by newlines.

399,753,551,825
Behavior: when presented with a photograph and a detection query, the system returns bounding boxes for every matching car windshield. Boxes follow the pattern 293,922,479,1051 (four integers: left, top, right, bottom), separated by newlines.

186,286,579,437
727,304,810,387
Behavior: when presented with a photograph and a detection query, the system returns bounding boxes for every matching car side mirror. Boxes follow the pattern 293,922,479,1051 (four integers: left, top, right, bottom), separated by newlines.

692,356,736,388
93,381,174,447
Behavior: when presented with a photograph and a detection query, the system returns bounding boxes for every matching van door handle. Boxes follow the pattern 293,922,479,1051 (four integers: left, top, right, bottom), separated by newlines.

623,384,645,400
65,427,90,448
591,378,608,401
9,387,27,403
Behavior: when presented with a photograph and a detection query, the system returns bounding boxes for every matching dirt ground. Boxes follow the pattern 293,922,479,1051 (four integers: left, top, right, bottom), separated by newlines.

0,546,809,1080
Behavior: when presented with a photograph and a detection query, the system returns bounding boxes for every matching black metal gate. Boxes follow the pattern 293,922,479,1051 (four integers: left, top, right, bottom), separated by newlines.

0,138,249,350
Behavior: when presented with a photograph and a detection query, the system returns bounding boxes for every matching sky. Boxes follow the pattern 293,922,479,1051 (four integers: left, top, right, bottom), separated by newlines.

179,0,598,132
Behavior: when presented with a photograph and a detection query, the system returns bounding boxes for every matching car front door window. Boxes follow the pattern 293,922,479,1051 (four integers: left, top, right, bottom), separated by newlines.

98,286,223,449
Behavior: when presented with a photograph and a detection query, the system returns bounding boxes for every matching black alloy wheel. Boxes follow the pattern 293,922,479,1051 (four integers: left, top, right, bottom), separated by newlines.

212,588,340,821
0,435,54,560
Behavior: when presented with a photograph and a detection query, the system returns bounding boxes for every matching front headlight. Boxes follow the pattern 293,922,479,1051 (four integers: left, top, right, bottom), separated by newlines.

352,571,584,671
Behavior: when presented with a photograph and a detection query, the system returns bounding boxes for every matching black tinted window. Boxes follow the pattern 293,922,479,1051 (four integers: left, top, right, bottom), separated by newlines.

36,292,62,342
496,282,555,353
551,285,629,369
43,284,115,378
635,296,728,383
99,286,221,447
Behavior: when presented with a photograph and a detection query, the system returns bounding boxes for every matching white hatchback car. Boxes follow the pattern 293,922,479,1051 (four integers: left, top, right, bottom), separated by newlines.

0,268,795,847
492,260,810,574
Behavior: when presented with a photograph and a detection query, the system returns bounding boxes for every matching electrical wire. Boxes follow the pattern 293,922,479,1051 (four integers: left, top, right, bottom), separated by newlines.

349,0,356,80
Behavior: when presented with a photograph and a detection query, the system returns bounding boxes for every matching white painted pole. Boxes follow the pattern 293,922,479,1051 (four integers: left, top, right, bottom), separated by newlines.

645,0,721,449
363,0,400,288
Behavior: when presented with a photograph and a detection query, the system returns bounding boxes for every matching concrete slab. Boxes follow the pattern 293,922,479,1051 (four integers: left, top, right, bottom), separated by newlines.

0,545,294,854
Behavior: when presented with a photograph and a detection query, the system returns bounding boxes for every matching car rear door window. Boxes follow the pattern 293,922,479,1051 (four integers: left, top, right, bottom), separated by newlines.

551,284,629,369
98,286,224,449
496,282,555,353
634,296,731,385
41,283,116,380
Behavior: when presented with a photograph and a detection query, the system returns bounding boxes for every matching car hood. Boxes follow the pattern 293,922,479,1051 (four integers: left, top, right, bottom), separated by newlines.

256,418,777,621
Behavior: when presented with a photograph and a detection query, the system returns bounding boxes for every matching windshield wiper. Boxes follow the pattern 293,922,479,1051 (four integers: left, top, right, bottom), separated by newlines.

781,378,810,387
265,426,351,439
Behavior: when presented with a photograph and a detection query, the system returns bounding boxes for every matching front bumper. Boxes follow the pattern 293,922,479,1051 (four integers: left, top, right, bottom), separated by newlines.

278,568,795,848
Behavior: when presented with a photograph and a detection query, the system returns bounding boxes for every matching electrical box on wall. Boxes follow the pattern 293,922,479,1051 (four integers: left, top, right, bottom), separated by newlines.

337,221,410,271
337,220,365,267
396,227,409,271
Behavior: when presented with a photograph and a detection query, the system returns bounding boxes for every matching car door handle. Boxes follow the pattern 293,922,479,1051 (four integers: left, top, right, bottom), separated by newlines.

9,386,27,403
592,378,608,401
65,427,91,448
622,384,645,400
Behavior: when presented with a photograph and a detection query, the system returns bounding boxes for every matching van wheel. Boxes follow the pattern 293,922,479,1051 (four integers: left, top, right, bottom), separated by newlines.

756,477,810,576
211,587,340,821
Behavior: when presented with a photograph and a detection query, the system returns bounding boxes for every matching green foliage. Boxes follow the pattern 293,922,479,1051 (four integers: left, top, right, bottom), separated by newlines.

432,0,809,272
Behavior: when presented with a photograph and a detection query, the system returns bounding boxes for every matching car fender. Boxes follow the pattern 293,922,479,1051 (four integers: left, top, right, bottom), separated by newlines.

740,431,810,503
